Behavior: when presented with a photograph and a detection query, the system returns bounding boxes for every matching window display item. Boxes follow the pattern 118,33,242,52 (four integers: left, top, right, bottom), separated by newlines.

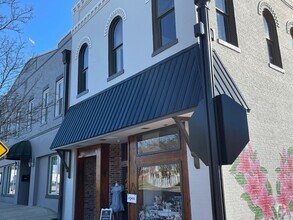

110,182,125,213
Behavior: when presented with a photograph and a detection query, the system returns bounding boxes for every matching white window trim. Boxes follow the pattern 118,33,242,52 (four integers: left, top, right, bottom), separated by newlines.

48,154,61,196
55,78,64,117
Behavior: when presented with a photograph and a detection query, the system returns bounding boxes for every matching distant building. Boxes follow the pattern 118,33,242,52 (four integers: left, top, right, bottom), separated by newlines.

0,33,71,213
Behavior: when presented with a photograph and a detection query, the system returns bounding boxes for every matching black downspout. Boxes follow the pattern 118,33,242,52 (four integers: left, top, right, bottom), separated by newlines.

194,0,226,219
57,49,71,220
62,49,71,116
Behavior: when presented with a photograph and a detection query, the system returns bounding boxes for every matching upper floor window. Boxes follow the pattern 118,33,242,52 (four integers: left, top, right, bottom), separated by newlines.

215,0,238,46
78,44,88,94
41,88,49,124
27,99,33,130
55,78,64,117
48,154,61,196
152,0,177,53
109,17,123,77
263,9,282,68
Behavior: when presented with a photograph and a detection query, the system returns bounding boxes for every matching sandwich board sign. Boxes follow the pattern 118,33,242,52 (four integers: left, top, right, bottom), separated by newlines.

0,141,8,159
100,208,112,220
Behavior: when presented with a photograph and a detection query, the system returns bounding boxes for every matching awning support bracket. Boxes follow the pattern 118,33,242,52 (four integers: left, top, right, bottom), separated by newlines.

57,150,71,179
173,117,200,169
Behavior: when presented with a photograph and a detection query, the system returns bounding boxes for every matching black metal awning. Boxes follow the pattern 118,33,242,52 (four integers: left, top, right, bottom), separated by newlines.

6,140,32,160
51,44,249,150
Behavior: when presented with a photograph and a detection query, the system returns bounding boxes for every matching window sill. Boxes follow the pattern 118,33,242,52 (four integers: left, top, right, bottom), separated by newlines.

268,63,285,73
76,89,89,98
2,194,14,197
40,122,48,127
54,114,63,120
107,69,124,82
45,194,59,199
152,39,178,57
217,39,241,53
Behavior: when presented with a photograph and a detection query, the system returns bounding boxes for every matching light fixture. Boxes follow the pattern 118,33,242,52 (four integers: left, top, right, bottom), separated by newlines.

14,161,19,169
28,157,35,167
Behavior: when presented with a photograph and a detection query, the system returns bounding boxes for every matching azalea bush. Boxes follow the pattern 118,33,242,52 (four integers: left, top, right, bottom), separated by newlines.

230,144,293,219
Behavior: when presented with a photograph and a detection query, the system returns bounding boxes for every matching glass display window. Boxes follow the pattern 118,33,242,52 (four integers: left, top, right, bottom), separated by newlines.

137,163,183,220
137,126,180,155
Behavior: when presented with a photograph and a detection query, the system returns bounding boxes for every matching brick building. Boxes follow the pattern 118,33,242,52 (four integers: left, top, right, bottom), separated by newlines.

48,0,292,219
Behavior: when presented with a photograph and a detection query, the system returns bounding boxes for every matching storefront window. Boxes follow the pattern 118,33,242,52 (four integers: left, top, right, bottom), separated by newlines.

137,126,180,155
137,163,183,220
7,165,17,195
48,154,61,195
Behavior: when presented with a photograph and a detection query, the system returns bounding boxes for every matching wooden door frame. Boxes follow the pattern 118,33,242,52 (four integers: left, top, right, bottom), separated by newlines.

74,144,109,220
127,129,191,220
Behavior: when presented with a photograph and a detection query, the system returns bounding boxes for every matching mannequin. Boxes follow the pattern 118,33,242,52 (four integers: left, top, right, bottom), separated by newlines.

110,181,124,220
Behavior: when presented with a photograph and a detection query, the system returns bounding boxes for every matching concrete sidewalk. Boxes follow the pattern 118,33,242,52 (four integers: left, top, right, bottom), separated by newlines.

0,202,57,220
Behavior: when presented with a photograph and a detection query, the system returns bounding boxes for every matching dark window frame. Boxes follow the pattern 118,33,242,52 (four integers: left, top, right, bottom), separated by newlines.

152,0,177,54
136,125,181,156
290,27,293,48
108,16,124,78
78,44,88,94
263,9,282,68
215,0,238,46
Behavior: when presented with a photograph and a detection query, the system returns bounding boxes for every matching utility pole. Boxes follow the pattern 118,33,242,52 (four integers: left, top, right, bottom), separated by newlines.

194,0,226,219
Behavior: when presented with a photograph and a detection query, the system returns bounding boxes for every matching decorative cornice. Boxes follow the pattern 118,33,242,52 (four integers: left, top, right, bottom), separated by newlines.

71,0,110,35
104,8,127,37
72,0,92,15
281,0,293,10
286,21,293,34
257,1,280,28
75,36,92,60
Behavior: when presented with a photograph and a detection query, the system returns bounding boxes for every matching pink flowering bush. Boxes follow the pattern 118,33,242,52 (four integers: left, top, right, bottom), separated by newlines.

230,144,293,220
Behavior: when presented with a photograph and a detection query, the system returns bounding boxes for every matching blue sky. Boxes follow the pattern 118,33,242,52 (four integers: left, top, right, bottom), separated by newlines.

22,0,77,58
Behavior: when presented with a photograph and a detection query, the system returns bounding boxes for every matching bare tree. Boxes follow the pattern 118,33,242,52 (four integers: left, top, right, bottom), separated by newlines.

0,0,33,140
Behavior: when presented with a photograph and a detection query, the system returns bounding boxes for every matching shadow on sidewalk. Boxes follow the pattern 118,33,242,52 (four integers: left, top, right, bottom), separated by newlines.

0,202,57,220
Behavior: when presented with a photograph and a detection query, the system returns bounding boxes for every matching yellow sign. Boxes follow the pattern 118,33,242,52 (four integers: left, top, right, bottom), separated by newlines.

0,141,9,159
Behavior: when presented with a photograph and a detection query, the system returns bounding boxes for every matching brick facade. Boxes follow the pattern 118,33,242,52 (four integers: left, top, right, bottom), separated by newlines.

83,156,96,220
208,1,293,219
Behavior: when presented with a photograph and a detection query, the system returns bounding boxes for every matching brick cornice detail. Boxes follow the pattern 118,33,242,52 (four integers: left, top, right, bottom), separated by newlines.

71,0,110,35
72,0,92,15
257,1,280,28
286,21,293,34
75,36,92,60
104,8,127,37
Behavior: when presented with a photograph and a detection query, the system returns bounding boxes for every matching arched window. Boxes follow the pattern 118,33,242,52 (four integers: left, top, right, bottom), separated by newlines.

290,28,293,47
78,44,88,94
109,17,123,77
263,9,282,68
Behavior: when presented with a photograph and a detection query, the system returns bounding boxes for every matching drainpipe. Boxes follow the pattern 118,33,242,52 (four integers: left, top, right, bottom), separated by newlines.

194,0,226,219
62,49,71,116
56,49,71,220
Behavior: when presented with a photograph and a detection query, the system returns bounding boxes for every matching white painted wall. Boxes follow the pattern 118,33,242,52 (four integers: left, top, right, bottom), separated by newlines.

69,0,197,106
186,122,213,220
62,149,77,220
